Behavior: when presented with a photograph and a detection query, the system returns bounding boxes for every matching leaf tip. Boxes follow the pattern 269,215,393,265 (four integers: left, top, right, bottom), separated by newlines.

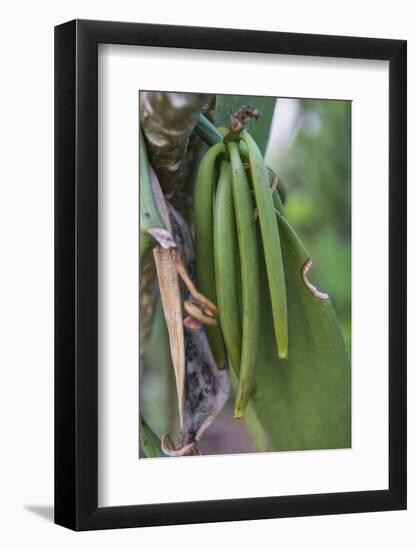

278,349,288,360
233,409,244,420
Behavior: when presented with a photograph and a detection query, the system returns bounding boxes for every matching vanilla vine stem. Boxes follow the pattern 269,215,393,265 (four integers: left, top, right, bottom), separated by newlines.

140,92,211,196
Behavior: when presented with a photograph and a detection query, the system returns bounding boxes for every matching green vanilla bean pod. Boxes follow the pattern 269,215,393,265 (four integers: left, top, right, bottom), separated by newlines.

214,159,242,376
228,142,260,418
194,113,224,146
194,142,227,369
238,140,249,162
139,129,175,265
272,184,285,216
242,130,288,359
273,192,329,301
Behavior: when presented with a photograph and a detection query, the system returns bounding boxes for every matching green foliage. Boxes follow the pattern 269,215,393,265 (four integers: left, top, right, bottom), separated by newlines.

141,296,178,438
253,214,351,450
268,99,351,351
140,94,352,455
216,95,351,450
139,415,164,458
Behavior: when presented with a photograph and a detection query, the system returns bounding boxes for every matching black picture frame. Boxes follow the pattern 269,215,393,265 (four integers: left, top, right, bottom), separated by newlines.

55,19,407,531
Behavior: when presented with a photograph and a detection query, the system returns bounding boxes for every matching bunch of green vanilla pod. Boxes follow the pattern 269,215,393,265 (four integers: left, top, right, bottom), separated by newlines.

194,113,289,419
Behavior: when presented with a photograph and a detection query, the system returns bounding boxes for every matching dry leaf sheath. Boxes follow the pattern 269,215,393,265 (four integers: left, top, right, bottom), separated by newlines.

150,168,230,455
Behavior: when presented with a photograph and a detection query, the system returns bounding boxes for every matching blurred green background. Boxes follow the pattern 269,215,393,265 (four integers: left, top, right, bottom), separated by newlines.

267,98,351,353
140,96,351,455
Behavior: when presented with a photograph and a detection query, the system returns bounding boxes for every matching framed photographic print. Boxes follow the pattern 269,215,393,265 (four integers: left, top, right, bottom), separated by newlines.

55,20,406,530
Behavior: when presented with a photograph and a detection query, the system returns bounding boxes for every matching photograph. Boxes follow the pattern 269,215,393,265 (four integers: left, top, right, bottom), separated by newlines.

0,1,410,543
139,91,352,458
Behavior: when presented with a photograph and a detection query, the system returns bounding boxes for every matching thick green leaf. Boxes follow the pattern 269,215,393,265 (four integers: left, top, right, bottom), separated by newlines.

139,415,164,458
141,294,179,439
214,95,276,156
252,216,351,451
244,402,269,452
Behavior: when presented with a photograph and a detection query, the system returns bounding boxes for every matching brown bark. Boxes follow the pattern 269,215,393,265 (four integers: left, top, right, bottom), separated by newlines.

140,92,211,197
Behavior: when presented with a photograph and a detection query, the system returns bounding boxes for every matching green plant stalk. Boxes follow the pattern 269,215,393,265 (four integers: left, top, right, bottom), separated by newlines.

228,142,260,418
194,113,224,145
140,129,170,266
194,142,227,369
139,415,164,458
214,160,242,375
242,130,288,359
140,232,154,266
194,114,258,165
